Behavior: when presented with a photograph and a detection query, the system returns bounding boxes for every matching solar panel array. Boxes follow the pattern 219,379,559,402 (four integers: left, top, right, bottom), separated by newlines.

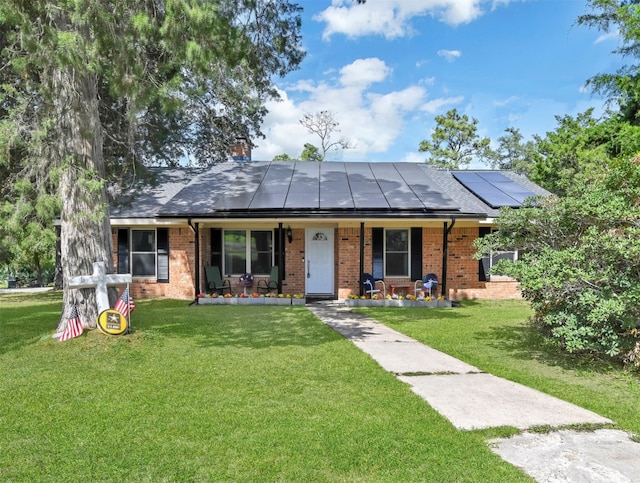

157,162,539,217
234,162,461,212
452,171,537,208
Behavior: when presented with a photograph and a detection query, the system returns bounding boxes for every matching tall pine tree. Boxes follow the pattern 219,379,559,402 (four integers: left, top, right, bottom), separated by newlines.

0,0,304,327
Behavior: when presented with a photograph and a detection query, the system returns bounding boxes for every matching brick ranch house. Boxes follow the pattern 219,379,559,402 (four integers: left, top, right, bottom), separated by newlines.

109,161,548,302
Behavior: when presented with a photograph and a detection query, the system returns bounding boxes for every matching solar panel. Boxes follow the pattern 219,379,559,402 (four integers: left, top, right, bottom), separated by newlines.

352,192,389,209
284,190,319,209
396,164,460,210
452,171,537,208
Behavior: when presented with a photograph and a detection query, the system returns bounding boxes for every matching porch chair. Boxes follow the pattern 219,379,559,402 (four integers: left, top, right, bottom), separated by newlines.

422,273,438,298
363,273,385,298
205,266,232,295
257,266,279,294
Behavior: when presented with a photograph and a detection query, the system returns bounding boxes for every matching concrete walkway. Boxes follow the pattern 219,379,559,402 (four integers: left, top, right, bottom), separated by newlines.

307,302,640,483
0,287,53,294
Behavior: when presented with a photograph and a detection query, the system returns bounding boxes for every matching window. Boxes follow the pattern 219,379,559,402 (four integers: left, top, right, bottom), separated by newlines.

223,229,272,275
117,228,169,281
385,229,409,277
132,229,156,277
478,228,517,281
481,250,518,281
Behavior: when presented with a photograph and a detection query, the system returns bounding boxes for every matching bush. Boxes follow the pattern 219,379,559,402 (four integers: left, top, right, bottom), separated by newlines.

475,158,640,366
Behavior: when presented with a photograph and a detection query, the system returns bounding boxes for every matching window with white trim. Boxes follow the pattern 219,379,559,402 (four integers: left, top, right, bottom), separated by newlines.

223,229,272,275
131,229,156,277
384,229,409,277
117,228,169,281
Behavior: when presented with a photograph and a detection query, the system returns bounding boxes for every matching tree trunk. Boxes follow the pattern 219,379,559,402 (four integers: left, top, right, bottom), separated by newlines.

54,225,62,290
54,67,115,330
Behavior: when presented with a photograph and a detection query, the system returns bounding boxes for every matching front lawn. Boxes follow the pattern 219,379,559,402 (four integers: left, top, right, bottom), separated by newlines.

0,292,530,482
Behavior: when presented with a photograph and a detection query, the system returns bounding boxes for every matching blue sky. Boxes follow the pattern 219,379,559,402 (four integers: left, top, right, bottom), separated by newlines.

251,0,624,166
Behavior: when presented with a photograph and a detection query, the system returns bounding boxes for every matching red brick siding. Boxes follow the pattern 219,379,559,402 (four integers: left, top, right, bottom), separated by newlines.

113,224,522,300
112,227,195,300
282,228,305,295
336,227,364,299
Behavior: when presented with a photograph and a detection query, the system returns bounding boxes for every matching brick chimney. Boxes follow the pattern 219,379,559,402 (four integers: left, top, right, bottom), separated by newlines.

230,137,251,162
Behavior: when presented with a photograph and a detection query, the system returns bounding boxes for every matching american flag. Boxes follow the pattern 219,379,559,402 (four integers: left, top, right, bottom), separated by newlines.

114,287,135,317
59,304,84,342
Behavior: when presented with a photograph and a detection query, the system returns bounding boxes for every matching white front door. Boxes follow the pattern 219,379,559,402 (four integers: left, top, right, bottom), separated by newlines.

305,228,334,295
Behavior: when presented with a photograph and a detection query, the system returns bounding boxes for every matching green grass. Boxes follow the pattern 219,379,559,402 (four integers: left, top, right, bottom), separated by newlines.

354,300,640,438
0,292,531,482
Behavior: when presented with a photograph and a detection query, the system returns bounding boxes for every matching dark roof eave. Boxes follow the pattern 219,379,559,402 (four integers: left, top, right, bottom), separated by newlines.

154,209,489,220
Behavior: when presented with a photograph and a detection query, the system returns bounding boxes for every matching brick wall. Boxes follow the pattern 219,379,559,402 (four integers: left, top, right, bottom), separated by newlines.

112,227,195,300
282,228,305,295
336,227,363,299
113,224,522,301
333,226,522,300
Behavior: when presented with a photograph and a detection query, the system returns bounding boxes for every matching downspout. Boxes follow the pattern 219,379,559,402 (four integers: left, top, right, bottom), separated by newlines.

188,217,200,305
278,222,284,293
441,218,456,299
359,222,365,297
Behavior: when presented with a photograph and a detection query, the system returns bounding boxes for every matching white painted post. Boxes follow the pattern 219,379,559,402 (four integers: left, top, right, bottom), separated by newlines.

68,261,132,314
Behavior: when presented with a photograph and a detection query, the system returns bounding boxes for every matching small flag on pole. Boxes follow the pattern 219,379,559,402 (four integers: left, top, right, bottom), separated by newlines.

59,304,84,342
114,287,135,317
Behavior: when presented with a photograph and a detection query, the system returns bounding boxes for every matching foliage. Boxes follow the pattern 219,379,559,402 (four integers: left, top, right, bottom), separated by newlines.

300,143,323,161
474,158,640,365
299,110,355,161
0,0,305,172
530,109,613,196
419,108,492,169
486,127,537,176
0,177,58,285
578,0,640,124
0,0,305,324
273,152,293,161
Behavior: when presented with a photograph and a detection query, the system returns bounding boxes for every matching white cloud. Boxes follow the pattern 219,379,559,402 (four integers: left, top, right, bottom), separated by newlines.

339,58,391,88
253,58,436,161
594,29,619,44
399,151,426,163
420,96,464,114
437,49,461,62
315,0,487,40
493,96,518,107
420,76,436,86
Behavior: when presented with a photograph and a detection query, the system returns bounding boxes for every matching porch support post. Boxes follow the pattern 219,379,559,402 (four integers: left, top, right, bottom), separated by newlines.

441,218,456,299
278,222,284,292
359,222,365,297
188,218,200,303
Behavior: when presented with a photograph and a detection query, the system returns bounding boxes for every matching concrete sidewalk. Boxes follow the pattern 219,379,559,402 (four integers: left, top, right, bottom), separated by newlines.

307,302,640,483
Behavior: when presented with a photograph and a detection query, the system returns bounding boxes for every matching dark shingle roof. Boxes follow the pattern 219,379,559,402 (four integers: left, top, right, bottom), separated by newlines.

109,161,548,220
109,168,204,219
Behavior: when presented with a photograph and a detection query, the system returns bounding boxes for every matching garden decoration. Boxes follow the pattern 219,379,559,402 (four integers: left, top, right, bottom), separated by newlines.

239,272,254,295
67,261,132,333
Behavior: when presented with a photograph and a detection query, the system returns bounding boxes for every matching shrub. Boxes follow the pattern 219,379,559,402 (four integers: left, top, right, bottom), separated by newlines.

475,158,640,366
